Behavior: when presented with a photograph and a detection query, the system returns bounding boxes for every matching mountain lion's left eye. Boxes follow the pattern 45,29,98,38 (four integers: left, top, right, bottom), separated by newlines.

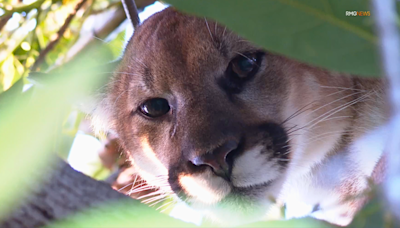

231,54,258,78
139,98,170,118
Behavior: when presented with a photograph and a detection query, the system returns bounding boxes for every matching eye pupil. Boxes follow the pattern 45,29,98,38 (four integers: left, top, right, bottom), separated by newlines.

220,52,263,94
237,57,255,73
231,53,260,79
140,98,170,118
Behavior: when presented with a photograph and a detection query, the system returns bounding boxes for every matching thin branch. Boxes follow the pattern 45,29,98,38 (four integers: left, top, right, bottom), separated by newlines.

0,157,129,228
31,0,88,71
49,0,155,72
121,0,140,29
372,0,400,221
0,15,12,31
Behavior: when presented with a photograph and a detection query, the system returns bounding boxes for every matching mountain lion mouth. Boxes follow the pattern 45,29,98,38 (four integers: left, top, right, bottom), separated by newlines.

167,123,290,207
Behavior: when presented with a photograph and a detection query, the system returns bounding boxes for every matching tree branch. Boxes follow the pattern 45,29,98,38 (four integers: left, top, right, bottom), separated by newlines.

372,0,400,221
0,158,129,228
0,15,12,31
49,0,155,72
31,0,88,71
121,0,140,29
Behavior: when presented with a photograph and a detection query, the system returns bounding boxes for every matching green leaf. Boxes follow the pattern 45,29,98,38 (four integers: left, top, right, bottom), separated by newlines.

0,49,114,220
0,54,16,92
166,0,382,77
107,30,127,59
48,200,195,228
239,217,332,228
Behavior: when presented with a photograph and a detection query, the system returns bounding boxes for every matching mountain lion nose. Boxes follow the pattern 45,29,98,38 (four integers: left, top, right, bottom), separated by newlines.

191,140,238,180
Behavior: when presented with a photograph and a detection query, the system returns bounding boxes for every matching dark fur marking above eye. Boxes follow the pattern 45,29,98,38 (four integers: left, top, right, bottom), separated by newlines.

142,67,154,89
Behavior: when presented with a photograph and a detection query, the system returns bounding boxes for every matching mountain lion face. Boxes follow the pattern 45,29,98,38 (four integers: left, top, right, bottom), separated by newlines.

95,8,387,226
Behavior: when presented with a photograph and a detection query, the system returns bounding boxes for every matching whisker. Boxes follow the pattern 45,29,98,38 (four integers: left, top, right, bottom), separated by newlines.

149,197,169,207
156,200,174,211
281,87,356,125
142,195,167,204
302,91,364,120
319,85,367,92
137,191,164,200
306,92,372,130
204,18,215,43
93,36,107,43
307,129,353,142
281,101,317,125
233,51,260,68
289,92,371,135
118,182,134,192
307,132,354,145
160,203,176,213
127,58,148,69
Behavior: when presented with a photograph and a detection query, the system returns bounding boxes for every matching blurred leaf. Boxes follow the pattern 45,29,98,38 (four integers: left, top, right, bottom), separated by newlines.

48,200,195,228
166,0,382,77
57,109,84,159
13,56,24,78
347,190,400,228
0,54,15,92
36,26,47,49
62,109,84,137
107,30,126,59
0,14,35,63
0,77,24,108
0,46,114,220
240,217,332,228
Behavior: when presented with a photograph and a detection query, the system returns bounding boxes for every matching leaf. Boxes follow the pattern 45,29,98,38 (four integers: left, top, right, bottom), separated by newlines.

0,54,16,92
0,77,24,108
107,30,127,59
166,0,382,77
48,200,195,228
0,50,114,220
239,217,332,228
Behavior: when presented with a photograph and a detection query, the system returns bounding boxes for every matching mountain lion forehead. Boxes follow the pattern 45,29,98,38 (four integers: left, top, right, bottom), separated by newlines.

123,8,260,92
132,8,234,58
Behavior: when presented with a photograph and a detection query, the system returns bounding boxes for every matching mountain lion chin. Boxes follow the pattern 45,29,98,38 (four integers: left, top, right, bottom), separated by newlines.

176,170,285,226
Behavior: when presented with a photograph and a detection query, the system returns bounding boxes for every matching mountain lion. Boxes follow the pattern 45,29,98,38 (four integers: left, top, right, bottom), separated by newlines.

93,8,389,226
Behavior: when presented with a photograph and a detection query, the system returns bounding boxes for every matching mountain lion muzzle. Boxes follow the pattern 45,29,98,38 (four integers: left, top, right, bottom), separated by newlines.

93,8,389,226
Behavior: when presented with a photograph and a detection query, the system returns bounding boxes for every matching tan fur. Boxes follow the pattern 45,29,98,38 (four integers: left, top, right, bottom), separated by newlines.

93,8,389,226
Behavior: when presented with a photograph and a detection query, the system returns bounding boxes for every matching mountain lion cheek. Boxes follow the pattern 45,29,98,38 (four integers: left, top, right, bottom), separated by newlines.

130,136,169,182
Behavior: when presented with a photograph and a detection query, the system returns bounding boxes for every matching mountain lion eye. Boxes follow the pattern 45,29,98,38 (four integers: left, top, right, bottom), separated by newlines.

219,52,263,94
139,98,170,118
231,53,258,78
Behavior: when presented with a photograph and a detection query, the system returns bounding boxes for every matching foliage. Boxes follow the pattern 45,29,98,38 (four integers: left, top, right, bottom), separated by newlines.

0,0,127,221
166,0,400,77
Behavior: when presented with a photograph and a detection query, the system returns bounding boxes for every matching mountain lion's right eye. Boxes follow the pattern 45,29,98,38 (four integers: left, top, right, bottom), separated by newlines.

139,98,170,118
